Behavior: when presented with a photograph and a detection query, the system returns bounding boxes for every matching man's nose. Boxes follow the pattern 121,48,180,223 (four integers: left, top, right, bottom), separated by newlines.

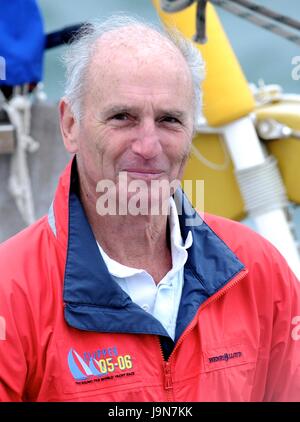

131,119,162,159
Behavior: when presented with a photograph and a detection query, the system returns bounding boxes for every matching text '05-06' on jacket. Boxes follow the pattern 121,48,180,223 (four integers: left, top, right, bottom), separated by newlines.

0,158,300,402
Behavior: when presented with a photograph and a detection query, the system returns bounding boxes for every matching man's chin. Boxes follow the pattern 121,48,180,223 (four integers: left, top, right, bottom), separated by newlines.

117,190,171,217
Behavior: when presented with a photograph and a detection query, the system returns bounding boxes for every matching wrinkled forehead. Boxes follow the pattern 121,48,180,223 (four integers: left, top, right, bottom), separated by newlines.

86,25,191,85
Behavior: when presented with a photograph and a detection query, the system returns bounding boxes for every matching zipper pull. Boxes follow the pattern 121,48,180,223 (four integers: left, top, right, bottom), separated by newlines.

164,362,172,390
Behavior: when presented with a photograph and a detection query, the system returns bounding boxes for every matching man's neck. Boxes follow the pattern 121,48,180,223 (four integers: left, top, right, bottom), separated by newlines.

80,185,172,284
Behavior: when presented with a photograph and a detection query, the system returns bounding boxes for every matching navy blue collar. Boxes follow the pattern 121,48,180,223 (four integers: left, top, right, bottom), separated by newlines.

175,189,244,297
63,161,245,339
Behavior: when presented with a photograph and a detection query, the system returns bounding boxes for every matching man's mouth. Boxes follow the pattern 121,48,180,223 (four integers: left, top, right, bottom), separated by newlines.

121,169,164,181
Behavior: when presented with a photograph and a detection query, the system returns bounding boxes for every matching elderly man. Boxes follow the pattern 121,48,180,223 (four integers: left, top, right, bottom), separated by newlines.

0,15,300,402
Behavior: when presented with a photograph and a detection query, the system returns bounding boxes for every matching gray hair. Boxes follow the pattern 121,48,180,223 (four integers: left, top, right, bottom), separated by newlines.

62,14,205,130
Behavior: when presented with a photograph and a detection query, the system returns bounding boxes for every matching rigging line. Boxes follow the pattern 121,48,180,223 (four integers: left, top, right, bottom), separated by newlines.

225,0,300,32
210,0,300,47
194,0,208,43
190,137,231,172
45,23,87,49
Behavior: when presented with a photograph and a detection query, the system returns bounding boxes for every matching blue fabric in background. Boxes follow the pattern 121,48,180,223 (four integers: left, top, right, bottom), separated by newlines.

0,0,44,85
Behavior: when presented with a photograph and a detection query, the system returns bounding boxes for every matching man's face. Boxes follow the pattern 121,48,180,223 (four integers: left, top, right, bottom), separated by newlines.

74,39,194,213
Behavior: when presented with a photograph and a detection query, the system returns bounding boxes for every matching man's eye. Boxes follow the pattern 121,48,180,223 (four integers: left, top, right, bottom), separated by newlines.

111,113,129,121
160,116,181,124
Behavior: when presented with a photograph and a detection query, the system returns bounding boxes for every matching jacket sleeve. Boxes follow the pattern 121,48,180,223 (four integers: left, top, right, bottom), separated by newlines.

263,247,300,401
0,277,38,401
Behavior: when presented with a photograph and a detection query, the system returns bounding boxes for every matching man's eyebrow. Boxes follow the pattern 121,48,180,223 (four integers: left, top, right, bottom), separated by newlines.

100,105,188,119
101,105,139,116
159,110,186,119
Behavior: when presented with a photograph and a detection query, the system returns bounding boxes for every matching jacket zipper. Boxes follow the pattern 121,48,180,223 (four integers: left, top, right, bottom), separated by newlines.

158,267,248,399
158,339,174,401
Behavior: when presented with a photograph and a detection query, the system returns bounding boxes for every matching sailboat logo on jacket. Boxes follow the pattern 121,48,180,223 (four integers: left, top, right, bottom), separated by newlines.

67,348,107,381
67,348,135,382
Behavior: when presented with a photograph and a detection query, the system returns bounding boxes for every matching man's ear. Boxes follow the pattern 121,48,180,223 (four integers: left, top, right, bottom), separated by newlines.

59,98,79,153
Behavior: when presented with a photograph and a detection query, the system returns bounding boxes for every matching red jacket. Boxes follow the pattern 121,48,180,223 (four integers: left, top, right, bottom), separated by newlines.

0,159,300,402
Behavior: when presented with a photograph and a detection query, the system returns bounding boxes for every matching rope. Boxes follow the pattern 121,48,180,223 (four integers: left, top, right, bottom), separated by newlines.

226,0,300,32
2,91,38,225
210,0,300,47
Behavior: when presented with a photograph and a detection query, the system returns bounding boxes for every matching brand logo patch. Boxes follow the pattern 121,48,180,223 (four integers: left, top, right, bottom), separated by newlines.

202,342,251,372
67,345,135,385
208,351,242,363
